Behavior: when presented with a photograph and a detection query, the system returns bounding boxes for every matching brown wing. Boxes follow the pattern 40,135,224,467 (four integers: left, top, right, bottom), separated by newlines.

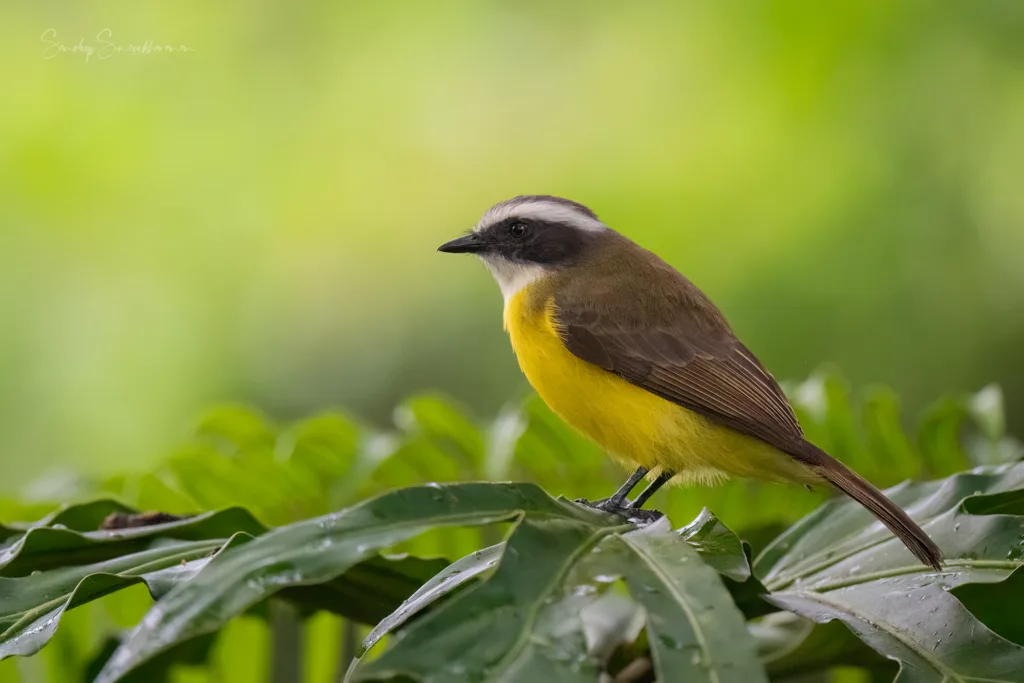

552,242,944,570
553,256,806,456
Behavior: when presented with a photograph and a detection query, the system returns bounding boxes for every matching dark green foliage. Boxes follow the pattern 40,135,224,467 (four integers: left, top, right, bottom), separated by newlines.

0,371,1020,682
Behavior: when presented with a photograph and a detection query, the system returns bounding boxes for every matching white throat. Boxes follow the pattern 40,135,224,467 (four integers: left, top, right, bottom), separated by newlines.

479,255,548,303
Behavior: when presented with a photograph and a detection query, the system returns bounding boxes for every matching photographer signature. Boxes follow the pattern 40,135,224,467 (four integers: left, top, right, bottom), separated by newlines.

41,28,195,62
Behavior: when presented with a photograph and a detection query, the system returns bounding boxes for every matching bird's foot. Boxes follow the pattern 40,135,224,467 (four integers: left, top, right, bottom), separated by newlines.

574,498,664,527
617,508,665,526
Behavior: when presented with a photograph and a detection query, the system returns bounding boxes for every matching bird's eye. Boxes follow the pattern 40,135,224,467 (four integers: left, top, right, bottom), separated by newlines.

509,222,528,238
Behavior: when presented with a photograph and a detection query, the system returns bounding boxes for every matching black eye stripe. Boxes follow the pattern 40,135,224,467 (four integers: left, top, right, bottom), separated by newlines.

479,217,593,266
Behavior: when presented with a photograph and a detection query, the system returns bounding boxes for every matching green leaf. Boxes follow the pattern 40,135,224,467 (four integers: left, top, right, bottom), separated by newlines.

677,507,750,582
861,387,922,485
594,523,767,683
0,506,266,576
351,517,622,683
164,448,320,525
132,474,201,515
757,463,1024,683
506,395,615,503
0,500,136,546
281,553,450,625
965,385,1024,467
354,515,765,683
807,370,863,467
83,633,219,683
362,438,465,494
284,413,363,481
769,584,1024,683
753,612,893,679
952,565,1024,647
0,534,251,659
32,500,137,532
155,405,337,525
361,544,503,654
917,397,972,478
757,464,1024,583
393,395,485,475
193,406,277,456
357,506,762,679
969,385,1006,443
675,508,777,619
94,483,617,683
483,403,528,480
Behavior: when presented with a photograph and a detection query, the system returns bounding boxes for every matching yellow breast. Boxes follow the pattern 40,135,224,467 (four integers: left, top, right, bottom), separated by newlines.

503,283,813,486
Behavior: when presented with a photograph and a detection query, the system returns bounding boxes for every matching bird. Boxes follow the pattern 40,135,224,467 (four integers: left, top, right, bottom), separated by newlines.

438,195,943,570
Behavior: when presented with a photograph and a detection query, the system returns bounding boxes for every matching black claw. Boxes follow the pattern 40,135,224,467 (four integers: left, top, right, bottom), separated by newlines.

575,497,612,510
574,497,617,510
622,508,664,526
573,498,664,527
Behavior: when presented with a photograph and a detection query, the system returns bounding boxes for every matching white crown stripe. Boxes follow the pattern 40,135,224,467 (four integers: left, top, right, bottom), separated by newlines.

475,200,607,234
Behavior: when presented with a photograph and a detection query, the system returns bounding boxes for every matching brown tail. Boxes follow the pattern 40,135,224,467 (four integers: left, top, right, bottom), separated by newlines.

796,441,943,570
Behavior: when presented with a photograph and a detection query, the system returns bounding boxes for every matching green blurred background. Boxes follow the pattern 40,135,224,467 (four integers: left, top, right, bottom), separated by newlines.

2,1,1023,494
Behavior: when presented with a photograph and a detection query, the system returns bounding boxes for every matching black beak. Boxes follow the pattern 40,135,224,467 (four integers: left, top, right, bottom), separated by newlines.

437,233,484,254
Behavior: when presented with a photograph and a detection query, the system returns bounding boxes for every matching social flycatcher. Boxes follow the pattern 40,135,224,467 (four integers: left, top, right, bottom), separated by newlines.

438,195,942,570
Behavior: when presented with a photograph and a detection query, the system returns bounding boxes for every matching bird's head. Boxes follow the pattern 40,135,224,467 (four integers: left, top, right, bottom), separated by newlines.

438,195,609,300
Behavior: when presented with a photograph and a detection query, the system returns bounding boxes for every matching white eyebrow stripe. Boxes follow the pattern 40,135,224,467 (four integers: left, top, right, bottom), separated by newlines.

475,200,607,233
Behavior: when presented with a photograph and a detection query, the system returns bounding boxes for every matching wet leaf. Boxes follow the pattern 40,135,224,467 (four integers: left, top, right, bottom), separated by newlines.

0,534,250,659
677,507,750,582
351,518,621,683
758,463,1024,683
94,483,617,683
353,516,765,683
596,523,766,683
754,610,894,678
361,544,503,654
0,505,266,576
